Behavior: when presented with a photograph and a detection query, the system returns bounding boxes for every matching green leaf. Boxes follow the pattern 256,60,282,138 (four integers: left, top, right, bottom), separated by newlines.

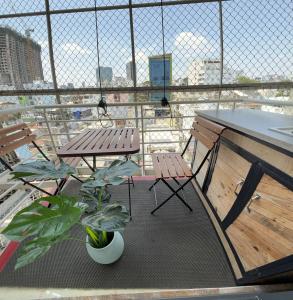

81,159,140,189
11,160,76,181
74,202,89,211
85,226,100,248
2,195,83,241
15,242,51,270
82,203,130,232
15,234,70,270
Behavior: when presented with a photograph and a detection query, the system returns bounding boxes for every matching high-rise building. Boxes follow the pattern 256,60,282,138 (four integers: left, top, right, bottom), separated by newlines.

0,26,43,89
96,66,113,85
126,61,135,81
149,54,172,101
187,59,236,85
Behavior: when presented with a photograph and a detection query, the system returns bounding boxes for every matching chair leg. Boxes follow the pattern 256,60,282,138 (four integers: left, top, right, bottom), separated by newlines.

151,177,194,215
82,157,95,172
172,177,186,201
22,181,53,196
149,179,160,191
162,179,192,211
53,178,67,195
173,177,183,189
70,174,83,183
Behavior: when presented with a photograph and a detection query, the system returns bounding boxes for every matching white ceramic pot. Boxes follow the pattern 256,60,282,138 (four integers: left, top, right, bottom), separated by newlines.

86,231,124,264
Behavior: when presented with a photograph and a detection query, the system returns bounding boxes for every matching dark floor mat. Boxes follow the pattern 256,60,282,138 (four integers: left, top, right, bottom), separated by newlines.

0,179,235,288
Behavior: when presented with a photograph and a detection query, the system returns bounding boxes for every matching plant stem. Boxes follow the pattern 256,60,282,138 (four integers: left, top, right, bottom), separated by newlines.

102,230,108,244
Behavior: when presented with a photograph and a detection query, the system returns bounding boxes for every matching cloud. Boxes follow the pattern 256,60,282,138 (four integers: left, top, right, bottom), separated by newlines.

39,40,49,49
136,50,148,63
61,43,90,55
174,32,214,52
128,50,148,63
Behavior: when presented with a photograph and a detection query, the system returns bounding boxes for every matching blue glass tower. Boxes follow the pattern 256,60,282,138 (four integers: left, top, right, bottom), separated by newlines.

149,54,172,101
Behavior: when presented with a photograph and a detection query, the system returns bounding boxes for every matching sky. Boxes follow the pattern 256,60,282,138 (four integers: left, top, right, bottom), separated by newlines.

0,0,292,87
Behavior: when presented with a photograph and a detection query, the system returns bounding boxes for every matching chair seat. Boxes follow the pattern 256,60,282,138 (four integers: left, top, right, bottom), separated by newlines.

151,153,192,179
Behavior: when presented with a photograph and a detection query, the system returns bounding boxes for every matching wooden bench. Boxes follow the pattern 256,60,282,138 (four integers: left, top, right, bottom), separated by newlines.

150,116,225,214
0,123,81,196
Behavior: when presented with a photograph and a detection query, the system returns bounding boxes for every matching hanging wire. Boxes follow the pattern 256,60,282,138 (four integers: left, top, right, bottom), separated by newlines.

159,0,173,125
160,0,167,105
93,0,113,128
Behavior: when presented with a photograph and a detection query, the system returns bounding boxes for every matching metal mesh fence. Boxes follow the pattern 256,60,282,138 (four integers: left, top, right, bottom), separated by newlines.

0,0,291,99
0,0,44,14
51,12,97,88
222,0,292,84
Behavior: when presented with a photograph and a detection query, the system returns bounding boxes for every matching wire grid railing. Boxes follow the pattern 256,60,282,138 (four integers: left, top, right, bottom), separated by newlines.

0,98,292,241
0,97,286,175
0,0,291,99
37,102,200,175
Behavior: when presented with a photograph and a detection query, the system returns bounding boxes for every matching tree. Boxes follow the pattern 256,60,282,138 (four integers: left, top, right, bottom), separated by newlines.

236,76,260,84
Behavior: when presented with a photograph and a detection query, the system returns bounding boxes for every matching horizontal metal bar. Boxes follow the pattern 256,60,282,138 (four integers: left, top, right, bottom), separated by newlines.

142,128,191,132
44,115,196,123
39,128,190,137
1,99,291,125
0,0,227,19
142,141,187,145
36,99,237,109
0,105,35,116
0,11,46,19
0,82,291,97
242,99,293,107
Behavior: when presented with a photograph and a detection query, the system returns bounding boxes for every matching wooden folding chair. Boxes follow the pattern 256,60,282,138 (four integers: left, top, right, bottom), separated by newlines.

149,116,225,214
0,123,82,196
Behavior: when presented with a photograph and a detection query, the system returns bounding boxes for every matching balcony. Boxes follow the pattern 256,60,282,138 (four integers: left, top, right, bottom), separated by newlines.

0,178,236,289
0,100,292,299
0,0,292,299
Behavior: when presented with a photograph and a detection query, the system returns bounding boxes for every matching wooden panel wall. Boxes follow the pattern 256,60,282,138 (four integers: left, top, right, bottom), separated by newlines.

227,174,293,271
222,130,293,177
206,144,251,220
192,141,210,187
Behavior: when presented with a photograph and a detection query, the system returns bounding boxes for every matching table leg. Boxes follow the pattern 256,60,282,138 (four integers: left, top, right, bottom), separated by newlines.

82,157,95,172
128,177,132,218
93,156,96,171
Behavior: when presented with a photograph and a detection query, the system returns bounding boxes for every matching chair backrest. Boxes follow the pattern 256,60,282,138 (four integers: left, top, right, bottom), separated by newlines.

190,116,225,150
0,123,36,156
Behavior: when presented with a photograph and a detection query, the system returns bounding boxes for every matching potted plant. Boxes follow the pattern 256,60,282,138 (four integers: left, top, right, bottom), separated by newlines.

2,159,139,269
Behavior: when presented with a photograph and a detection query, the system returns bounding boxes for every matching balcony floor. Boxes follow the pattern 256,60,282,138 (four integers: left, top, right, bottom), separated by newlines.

0,178,235,289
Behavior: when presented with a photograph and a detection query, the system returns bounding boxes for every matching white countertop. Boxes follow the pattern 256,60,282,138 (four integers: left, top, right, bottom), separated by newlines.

197,109,293,153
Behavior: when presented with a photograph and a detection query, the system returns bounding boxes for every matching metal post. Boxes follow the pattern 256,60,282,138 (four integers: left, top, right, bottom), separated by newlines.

129,0,139,128
45,0,58,97
217,0,224,111
43,108,57,153
45,0,70,141
140,105,145,176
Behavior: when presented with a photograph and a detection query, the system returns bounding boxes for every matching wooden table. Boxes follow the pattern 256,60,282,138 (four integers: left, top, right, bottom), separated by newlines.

57,128,140,216
57,128,140,157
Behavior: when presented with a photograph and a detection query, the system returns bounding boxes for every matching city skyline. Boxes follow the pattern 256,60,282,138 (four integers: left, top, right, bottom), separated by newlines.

0,26,43,88
0,0,291,88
